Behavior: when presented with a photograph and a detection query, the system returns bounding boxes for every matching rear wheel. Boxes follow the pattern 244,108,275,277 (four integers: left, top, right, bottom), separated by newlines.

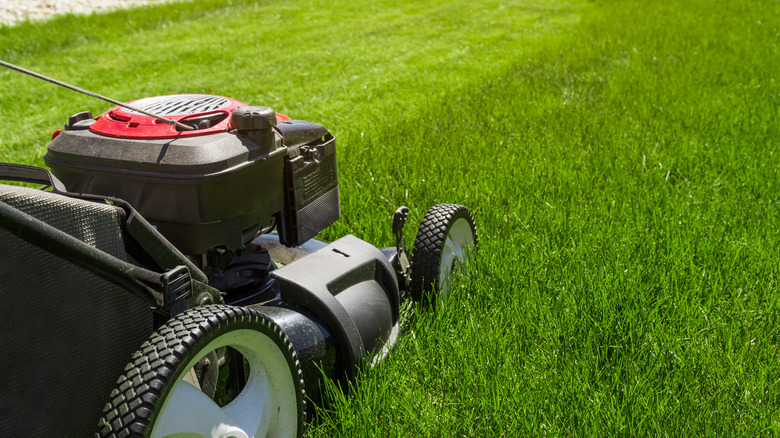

97,305,305,438
410,204,478,306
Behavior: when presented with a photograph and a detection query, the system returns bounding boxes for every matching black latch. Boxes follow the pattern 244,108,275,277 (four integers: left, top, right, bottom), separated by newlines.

65,111,95,130
161,265,192,317
392,206,411,290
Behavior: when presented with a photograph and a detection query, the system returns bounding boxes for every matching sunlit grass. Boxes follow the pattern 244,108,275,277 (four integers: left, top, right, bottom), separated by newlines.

2,0,779,435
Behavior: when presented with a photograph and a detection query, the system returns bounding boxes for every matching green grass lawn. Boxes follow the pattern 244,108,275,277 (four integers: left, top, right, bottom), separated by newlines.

2,0,779,435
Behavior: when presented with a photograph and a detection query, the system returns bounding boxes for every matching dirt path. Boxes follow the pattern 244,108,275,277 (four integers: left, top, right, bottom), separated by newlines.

0,0,174,26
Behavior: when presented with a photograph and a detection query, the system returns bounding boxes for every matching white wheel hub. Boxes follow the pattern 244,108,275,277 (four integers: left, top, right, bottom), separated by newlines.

438,217,476,296
152,329,298,438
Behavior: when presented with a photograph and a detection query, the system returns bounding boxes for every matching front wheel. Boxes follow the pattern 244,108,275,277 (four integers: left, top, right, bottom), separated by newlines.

410,204,478,306
97,305,305,438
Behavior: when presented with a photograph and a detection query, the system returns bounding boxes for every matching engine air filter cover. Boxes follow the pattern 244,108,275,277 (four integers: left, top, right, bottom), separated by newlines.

90,94,245,139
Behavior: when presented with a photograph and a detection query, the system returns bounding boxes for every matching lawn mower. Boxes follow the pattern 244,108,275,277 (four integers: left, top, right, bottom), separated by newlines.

0,63,478,437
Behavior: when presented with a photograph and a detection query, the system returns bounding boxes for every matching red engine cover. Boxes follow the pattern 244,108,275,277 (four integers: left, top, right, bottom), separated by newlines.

89,94,290,139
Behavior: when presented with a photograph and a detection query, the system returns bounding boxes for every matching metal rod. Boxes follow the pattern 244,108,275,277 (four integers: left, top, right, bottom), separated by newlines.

0,60,194,131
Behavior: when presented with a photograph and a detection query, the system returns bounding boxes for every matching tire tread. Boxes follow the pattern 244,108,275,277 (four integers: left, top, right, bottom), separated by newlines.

96,304,306,438
410,203,478,304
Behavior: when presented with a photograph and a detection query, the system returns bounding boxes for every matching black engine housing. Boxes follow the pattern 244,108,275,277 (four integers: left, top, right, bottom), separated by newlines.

45,97,339,255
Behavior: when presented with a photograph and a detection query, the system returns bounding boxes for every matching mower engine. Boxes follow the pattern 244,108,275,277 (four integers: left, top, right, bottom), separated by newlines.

45,94,339,256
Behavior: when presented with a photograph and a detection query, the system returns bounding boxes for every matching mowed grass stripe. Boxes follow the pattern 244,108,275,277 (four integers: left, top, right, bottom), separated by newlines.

0,0,582,165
